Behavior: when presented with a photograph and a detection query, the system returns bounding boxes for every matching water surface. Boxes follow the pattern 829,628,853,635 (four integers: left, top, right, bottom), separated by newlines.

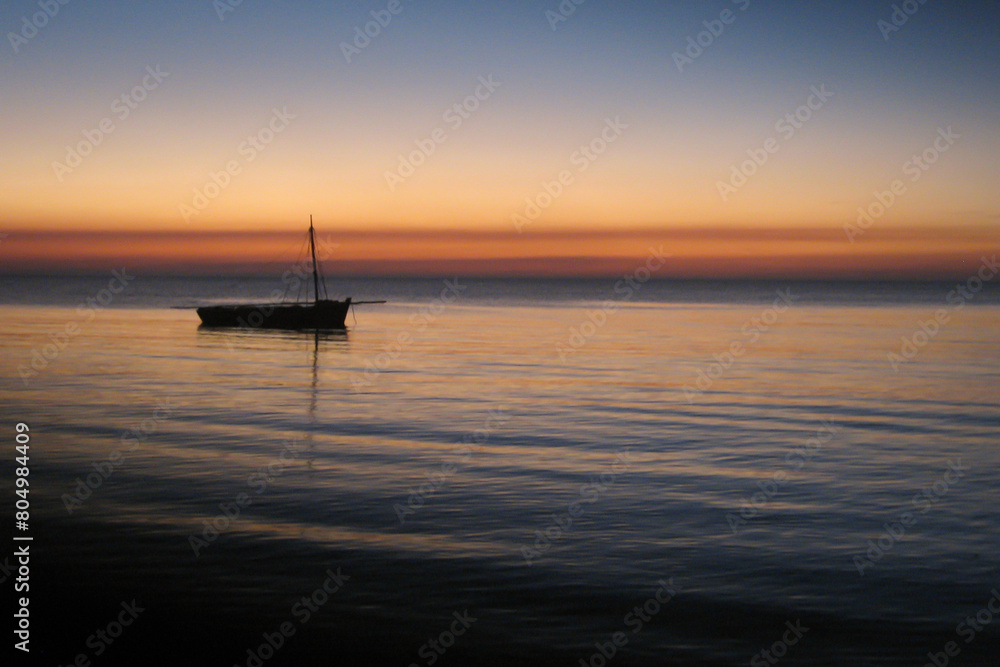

2,277,999,665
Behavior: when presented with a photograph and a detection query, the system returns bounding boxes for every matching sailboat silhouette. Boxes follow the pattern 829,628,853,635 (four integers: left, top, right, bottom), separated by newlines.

196,216,383,330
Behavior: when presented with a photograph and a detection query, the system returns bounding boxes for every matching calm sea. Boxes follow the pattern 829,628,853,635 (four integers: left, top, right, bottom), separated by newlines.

1,275,999,666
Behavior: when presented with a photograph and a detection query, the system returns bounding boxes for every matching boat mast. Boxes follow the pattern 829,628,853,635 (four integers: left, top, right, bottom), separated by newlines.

309,215,320,304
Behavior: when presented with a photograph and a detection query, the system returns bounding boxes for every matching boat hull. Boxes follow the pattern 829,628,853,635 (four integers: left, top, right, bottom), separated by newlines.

197,299,351,330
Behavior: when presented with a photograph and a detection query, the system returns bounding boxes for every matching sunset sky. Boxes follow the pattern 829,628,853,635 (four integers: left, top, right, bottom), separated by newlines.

1,0,997,277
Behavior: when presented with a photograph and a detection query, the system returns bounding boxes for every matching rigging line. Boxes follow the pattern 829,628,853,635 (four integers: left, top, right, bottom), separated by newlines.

313,224,328,301
313,223,329,301
308,215,321,303
300,228,314,303
297,231,310,303
281,230,303,304
292,232,308,304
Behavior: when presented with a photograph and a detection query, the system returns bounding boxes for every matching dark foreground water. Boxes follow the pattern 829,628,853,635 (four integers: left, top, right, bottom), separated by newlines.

2,276,999,666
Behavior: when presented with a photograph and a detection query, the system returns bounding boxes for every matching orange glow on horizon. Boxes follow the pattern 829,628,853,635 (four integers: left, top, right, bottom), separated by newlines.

2,225,997,280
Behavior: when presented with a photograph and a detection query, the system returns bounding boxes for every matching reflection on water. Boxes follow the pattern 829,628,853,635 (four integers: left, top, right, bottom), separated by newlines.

1,297,999,665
